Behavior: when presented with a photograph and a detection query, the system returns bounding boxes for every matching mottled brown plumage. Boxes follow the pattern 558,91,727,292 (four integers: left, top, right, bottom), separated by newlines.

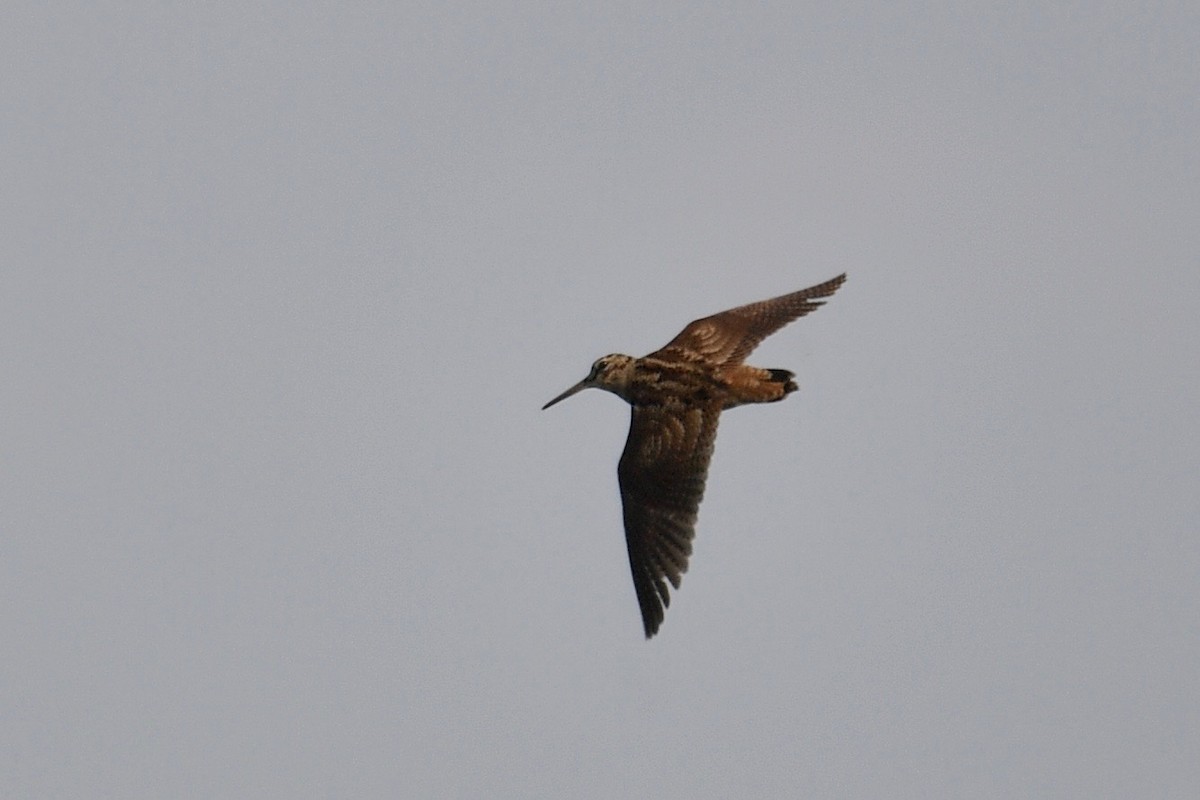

543,273,846,638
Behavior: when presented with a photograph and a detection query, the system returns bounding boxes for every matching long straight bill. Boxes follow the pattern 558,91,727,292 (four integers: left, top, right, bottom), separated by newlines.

541,379,589,410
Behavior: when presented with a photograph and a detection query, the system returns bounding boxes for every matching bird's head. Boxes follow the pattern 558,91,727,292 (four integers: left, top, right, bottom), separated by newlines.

542,354,635,409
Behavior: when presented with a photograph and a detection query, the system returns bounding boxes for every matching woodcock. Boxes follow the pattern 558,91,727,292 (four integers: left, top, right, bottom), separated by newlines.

542,273,846,638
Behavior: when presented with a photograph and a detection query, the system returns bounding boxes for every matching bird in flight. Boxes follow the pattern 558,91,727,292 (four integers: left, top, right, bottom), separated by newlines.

542,273,846,638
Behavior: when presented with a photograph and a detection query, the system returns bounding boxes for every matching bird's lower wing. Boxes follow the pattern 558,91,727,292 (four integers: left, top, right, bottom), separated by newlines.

618,403,721,638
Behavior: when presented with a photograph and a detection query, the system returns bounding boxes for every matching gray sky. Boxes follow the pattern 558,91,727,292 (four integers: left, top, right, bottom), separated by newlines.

4,2,1198,798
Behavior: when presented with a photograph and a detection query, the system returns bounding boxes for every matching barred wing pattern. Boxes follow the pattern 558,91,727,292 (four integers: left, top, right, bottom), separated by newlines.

618,403,722,638
652,273,847,366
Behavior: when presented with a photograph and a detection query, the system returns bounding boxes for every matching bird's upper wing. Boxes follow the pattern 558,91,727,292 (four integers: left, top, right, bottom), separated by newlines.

618,402,722,638
650,273,846,366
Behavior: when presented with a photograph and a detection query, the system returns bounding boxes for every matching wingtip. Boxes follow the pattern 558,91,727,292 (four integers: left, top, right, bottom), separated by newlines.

802,272,847,303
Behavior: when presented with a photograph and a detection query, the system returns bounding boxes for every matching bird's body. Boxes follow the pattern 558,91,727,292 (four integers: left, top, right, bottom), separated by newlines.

543,273,846,638
587,355,798,409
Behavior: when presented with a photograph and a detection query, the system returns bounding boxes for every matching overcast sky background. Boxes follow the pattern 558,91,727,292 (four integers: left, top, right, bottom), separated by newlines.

4,3,1199,798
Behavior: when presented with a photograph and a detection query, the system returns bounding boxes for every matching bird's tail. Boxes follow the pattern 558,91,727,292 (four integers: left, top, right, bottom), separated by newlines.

724,365,798,405
767,369,798,398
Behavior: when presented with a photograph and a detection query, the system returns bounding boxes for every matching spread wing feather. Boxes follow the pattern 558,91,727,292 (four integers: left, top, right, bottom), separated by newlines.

618,403,722,638
651,273,846,366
